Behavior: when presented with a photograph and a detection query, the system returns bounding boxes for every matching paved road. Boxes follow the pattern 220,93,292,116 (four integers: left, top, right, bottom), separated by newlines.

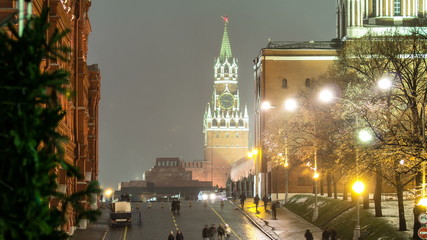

105,200,271,240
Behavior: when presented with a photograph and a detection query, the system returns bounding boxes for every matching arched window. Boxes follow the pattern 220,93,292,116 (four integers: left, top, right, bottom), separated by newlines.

220,119,226,127
305,78,311,88
282,78,288,88
212,119,218,127
239,119,244,126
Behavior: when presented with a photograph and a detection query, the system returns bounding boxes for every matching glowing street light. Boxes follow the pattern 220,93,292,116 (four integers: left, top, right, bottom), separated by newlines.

377,77,393,90
358,129,373,143
284,98,298,111
318,88,335,103
261,101,274,110
352,180,365,240
105,188,113,202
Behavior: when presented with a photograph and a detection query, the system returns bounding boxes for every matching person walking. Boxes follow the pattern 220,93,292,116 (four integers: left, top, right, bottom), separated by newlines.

322,228,331,240
271,201,277,219
202,224,210,240
304,229,314,240
217,223,225,240
330,228,337,240
209,224,217,240
171,200,177,214
176,200,181,214
254,194,260,212
168,231,175,240
239,193,246,209
262,194,269,211
176,230,184,240
224,223,231,240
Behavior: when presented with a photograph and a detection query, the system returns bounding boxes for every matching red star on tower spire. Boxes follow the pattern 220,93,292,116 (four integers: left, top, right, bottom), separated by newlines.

221,16,229,24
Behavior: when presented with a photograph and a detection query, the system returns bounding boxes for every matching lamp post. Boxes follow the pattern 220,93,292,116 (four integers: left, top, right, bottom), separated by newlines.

352,180,365,240
284,137,289,204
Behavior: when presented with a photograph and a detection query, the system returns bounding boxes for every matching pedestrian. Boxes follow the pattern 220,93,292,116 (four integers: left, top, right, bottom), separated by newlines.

168,231,175,240
217,223,225,240
176,200,181,214
254,194,260,212
271,201,277,219
322,228,331,240
224,223,231,240
330,228,337,240
262,194,269,211
209,224,217,240
304,229,314,240
171,200,177,214
202,224,210,240
176,230,184,240
239,193,246,209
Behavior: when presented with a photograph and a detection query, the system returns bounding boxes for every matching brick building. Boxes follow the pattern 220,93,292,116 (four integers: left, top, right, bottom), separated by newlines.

0,0,101,234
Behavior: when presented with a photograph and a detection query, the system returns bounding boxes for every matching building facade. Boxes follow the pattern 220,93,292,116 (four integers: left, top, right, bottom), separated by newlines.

202,18,249,188
337,0,427,38
0,0,100,234
253,41,339,198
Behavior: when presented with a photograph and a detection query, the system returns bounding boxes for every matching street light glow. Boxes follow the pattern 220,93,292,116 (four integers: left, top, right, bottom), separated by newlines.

378,77,392,90
358,129,373,143
284,98,297,111
313,172,319,179
105,188,113,197
318,88,335,103
261,101,274,110
247,151,253,158
418,197,427,207
352,181,365,194
252,148,259,155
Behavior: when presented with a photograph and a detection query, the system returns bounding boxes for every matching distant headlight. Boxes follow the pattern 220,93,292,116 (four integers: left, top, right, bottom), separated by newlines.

202,194,208,200
209,193,216,200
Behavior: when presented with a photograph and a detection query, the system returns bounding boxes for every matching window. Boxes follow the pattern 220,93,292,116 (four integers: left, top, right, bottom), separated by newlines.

394,0,401,16
305,78,311,88
282,78,288,88
372,0,376,16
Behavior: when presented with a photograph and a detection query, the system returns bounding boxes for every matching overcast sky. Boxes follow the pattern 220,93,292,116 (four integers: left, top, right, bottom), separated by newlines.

87,0,337,189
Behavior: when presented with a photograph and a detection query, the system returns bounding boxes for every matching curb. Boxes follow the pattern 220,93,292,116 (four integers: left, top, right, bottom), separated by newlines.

230,201,280,240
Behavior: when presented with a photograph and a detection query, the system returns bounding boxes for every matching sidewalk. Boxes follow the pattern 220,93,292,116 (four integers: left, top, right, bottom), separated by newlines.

239,198,323,240
70,205,110,240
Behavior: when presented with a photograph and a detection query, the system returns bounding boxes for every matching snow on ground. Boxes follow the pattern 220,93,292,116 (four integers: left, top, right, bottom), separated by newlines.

367,198,415,238
287,193,416,238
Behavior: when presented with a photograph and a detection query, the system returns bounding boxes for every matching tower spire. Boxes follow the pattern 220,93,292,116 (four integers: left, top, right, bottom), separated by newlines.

219,16,232,60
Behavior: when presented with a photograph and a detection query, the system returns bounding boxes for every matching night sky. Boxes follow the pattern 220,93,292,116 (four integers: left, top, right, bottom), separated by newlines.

87,0,337,189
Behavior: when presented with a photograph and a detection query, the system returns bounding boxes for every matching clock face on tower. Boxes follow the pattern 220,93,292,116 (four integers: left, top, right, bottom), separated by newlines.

219,93,234,109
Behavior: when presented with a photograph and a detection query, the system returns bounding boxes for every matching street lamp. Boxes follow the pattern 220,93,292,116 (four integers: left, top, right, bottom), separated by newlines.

105,188,113,203
352,180,365,240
